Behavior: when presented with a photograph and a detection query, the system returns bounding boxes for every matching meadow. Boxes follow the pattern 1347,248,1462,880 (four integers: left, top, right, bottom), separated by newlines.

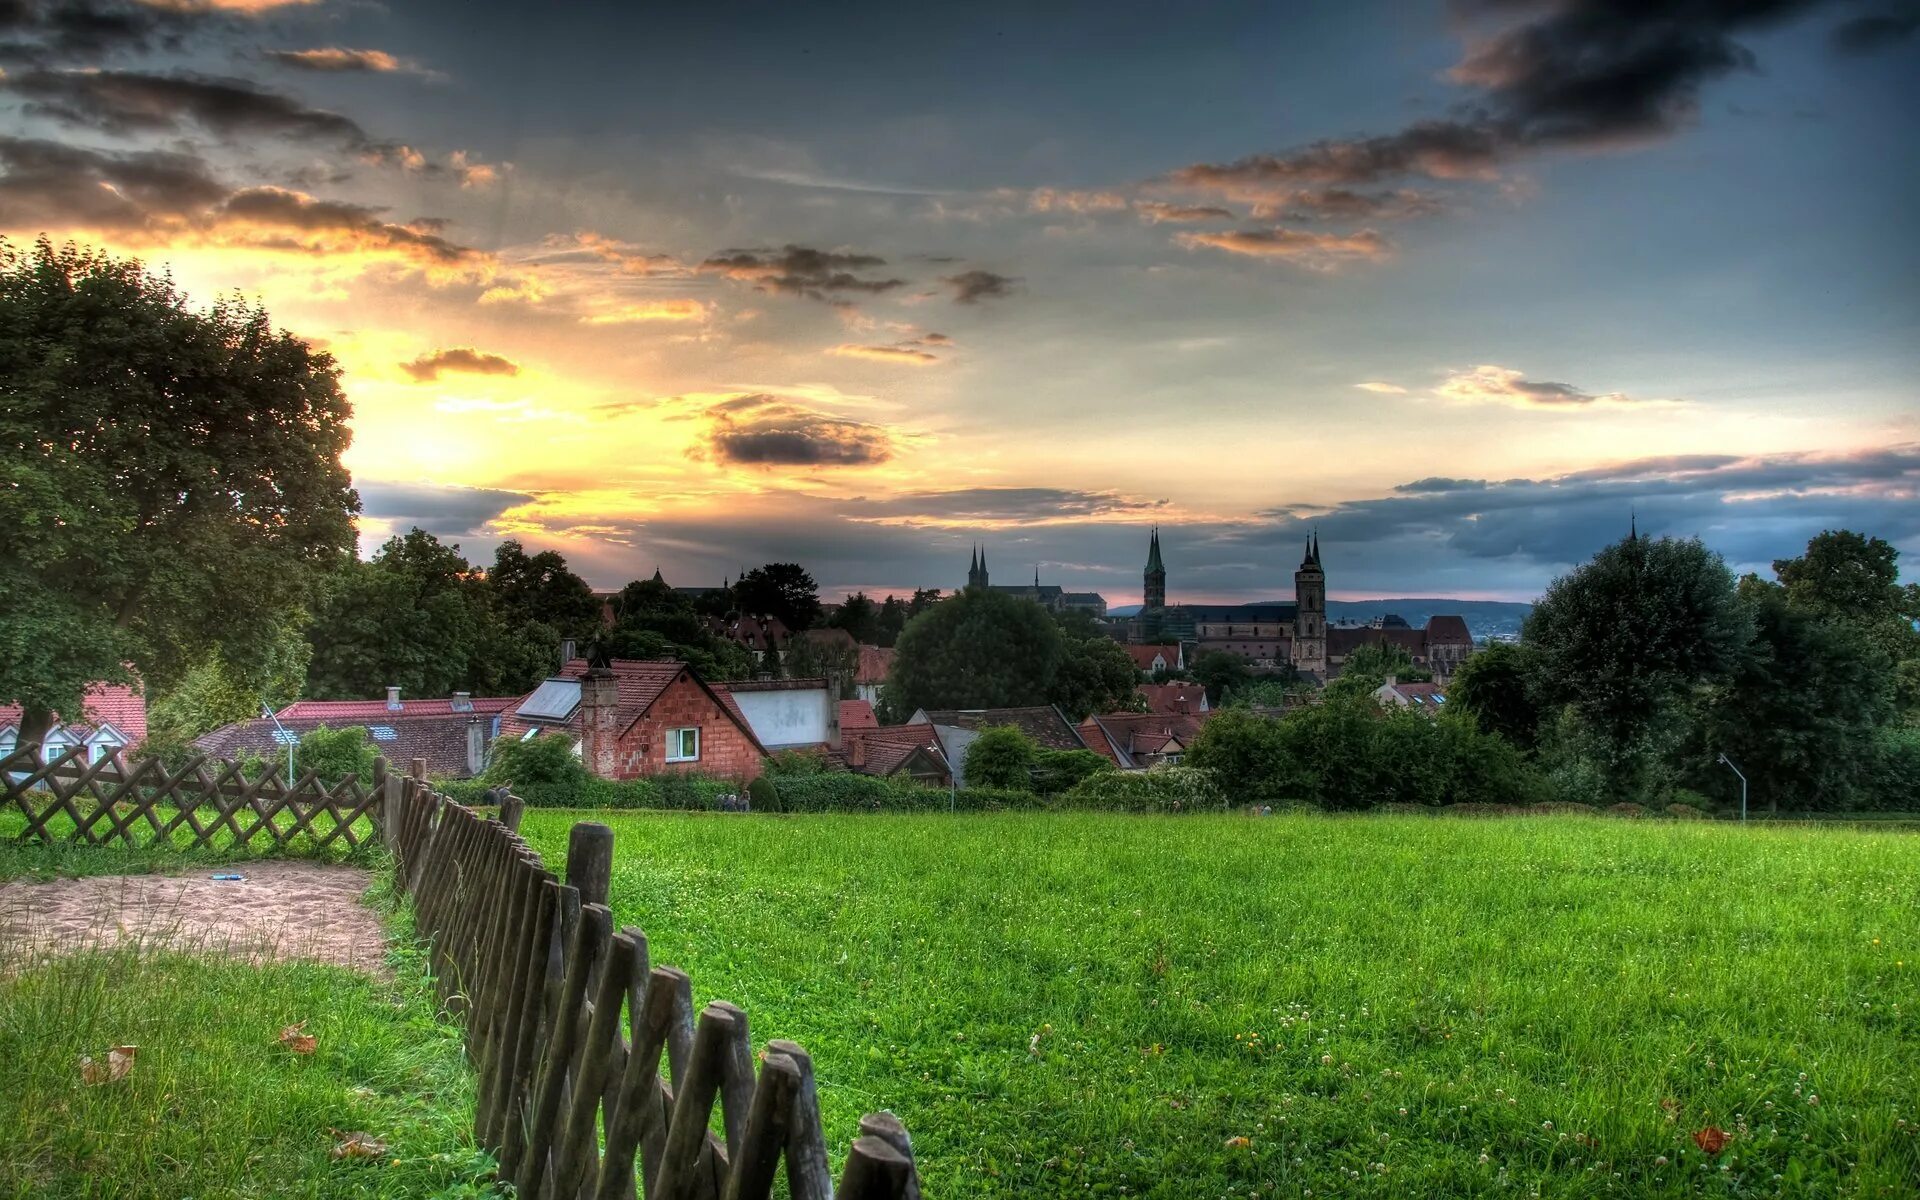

0,875,491,1199
518,810,1920,1198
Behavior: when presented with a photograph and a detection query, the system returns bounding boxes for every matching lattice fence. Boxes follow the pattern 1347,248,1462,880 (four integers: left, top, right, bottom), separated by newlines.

386,774,924,1199
3,744,382,853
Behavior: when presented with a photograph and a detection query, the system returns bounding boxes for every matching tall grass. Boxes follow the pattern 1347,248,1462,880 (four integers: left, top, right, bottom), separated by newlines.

0,873,493,1198
520,810,1920,1197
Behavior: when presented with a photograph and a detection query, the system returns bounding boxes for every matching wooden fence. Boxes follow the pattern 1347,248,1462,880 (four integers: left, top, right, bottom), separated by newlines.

3,744,382,853
381,768,924,1199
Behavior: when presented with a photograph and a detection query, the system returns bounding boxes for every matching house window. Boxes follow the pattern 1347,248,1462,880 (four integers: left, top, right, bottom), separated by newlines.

665,727,700,763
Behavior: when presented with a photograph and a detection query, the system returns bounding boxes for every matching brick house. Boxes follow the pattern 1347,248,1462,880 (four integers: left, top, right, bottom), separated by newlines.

502,658,767,782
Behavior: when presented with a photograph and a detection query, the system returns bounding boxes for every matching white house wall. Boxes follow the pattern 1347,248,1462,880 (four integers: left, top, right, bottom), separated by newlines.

731,687,834,749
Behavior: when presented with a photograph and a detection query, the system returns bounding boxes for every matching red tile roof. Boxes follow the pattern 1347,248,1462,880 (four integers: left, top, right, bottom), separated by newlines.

1081,710,1214,768
277,695,518,720
843,722,947,778
194,713,495,779
0,681,148,744
839,699,877,730
1136,682,1206,714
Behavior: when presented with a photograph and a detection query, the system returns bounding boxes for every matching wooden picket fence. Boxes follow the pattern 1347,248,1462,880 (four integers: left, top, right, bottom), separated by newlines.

381,768,924,1199
3,744,382,853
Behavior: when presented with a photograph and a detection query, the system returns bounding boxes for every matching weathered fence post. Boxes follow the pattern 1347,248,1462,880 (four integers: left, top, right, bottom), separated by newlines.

566,821,615,909
499,791,525,834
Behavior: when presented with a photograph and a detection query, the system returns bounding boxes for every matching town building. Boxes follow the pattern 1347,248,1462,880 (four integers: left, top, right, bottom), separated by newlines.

965,545,1106,615
197,712,497,779
0,681,148,767
501,658,768,782
1078,709,1213,770
1136,681,1208,714
1123,531,1472,681
1372,676,1449,711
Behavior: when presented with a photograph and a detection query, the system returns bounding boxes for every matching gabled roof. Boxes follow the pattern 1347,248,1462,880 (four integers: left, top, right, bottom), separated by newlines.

1123,644,1179,671
721,676,830,693
1328,626,1431,656
277,695,518,720
501,658,765,753
842,722,947,778
1080,710,1214,769
914,705,1089,751
1425,615,1473,644
0,681,148,745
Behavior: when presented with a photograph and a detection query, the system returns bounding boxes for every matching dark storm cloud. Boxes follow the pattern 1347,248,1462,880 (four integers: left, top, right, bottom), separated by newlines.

1173,2,1841,200
0,0,203,66
214,187,477,264
1830,9,1920,52
941,268,1017,303
355,480,535,533
0,134,228,227
697,244,903,301
694,394,896,467
400,347,521,382
1,69,372,145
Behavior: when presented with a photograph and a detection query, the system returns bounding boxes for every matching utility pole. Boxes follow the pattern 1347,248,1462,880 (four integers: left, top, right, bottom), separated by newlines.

263,703,296,789
1716,752,1747,823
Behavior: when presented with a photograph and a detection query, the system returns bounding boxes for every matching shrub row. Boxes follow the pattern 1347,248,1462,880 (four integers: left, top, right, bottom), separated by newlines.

438,773,739,811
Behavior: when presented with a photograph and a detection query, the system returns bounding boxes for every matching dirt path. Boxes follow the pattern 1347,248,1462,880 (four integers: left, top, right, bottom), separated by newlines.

0,862,389,974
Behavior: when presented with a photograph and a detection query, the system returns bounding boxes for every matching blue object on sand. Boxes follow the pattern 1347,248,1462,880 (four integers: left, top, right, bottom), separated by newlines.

210,873,246,882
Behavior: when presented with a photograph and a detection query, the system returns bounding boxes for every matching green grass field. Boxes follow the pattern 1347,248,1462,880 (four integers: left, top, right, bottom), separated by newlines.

0,871,492,1199
519,810,1920,1198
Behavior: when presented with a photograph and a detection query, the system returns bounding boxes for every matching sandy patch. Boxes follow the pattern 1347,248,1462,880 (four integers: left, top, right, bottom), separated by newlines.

0,862,389,974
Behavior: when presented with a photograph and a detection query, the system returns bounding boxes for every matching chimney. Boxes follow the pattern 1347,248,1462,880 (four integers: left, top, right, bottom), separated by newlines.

579,667,620,778
385,685,402,712
847,734,866,769
466,717,486,776
559,638,578,667
1383,674,1397,691
451,690,472,713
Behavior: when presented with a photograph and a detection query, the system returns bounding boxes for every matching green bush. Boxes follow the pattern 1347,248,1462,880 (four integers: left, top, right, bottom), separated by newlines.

437,771,737,810
748,775,780,812
483,732,588,790
964,726,1037,790
1032,748,1113,795
764,748,833,777
1056,765,1223,813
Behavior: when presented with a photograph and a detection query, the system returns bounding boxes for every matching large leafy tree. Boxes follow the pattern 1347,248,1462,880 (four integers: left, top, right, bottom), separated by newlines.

0,239,356,747
827,591,881,645
487,540,599,639
604,575,753,680
885,588,1063,713
1773,529,1920,721
1524,533,1749,750
1701,577,1893,810
304,529,483,699
1190,650,1251,705
734,562,822,631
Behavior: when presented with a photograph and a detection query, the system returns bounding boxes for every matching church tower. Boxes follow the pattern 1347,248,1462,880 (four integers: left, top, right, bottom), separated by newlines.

1292,533,1327,676
967,544,989,591
1144,526,1166,610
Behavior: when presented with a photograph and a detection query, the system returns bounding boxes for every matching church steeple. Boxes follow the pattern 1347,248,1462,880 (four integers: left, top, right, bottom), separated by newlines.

1143,525,1167,611
967,543,989,591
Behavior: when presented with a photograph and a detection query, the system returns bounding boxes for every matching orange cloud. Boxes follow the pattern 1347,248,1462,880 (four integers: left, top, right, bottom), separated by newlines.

581,299,710,324
831,343,941,365
266,48,413,73
1435,365,1678,410
1174,227,1392,269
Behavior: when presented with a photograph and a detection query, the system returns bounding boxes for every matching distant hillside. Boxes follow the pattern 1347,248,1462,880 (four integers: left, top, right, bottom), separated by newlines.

1105,598,1533,640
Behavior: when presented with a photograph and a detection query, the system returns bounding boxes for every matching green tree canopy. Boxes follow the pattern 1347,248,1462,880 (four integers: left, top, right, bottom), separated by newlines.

1523,533,1749,749
735,563,822,631
828,591,881,645
304,529,483,699
0,238,357,745
1049,635,1143,720
1448,642,1542,749
885,588,1064,713
1190,650,1251,705
487,540,599,639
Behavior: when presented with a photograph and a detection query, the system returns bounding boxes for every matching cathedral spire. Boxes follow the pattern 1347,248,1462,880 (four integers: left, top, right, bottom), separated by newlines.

1311,531,1321,565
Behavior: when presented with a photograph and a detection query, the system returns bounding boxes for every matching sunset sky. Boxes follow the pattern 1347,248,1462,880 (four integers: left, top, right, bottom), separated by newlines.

3,0,1915,602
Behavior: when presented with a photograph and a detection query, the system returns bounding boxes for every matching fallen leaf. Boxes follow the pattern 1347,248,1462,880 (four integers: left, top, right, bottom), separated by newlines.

329,1129,388,1159
278,1020,317,1055
1693,1127,1730,1154
79,1045,137,1085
